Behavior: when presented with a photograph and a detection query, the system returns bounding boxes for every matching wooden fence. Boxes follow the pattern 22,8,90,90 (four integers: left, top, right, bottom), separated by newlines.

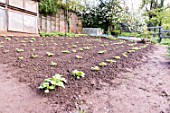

38,9,82,34
148,26,170,42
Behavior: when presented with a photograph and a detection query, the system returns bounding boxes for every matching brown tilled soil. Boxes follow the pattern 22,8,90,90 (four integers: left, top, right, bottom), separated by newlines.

78,45,170,113
0,36,169,113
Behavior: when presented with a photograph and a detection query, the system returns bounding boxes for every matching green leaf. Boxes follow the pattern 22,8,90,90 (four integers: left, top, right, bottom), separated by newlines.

44,89,49,93
98,50,106,54
49,85,55,90
56,82,65,88
106,59,116,63
113,56,121,60
91,66,100,71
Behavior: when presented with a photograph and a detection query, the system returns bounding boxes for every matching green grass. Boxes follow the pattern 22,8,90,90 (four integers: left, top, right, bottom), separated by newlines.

40,32,88,37
151,37,170,46
119,32,152,38
168,45,170,59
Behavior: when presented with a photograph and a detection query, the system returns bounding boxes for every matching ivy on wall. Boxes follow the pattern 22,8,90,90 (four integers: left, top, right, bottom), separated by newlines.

39,0,58,15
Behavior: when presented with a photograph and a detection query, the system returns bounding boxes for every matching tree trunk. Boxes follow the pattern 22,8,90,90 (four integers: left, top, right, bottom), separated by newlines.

107,25,112,35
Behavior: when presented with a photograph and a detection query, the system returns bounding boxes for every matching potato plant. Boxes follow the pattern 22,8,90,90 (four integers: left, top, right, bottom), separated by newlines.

38,74,67,93
72,70,85,79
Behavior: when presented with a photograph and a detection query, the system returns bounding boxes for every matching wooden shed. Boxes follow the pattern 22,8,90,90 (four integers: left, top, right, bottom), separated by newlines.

0,0,39,36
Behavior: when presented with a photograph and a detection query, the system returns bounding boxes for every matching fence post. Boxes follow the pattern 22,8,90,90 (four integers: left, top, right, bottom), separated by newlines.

158,26,162,43
153,28,156,38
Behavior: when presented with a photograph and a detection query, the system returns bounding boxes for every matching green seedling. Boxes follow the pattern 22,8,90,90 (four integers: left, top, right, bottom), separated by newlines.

46,52,54,57
98,50,106,54
29,40,34,43
32,48,36,51
21,40,26,43
72,70,85,79
72,49,77,53
22,43,27,46
113,56,121,60
3,50,9,53
83,47,90,50
79,48,84,51
50,62,57,67
54,43,58,46
62,50,70,54
131,47,140,50
72,45,77,48
18,56,24,60
75,55,83,59
16,48,24,53
99,62,107,67
0,45,3,48
106,59,116,63
122,53,128,57
30,54,38,59
127,50,135,53
38,74,67,93
5,37,11,41
91,66,100,71
31,37,36,41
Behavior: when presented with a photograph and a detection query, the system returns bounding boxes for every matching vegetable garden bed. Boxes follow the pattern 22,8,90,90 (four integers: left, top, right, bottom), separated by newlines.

0,36,152,111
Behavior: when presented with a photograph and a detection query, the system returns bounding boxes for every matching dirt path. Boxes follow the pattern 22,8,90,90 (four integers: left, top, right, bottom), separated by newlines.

0,45,169,113
78,45,170,113
0,65,55,113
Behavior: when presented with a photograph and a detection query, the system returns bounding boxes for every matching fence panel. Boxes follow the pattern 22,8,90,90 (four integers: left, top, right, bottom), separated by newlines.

38,9,82,33
24,14,37,33
0,7,7,31
9,0,24,9
25,0,37,13
8,11,24,32
0,0,5,3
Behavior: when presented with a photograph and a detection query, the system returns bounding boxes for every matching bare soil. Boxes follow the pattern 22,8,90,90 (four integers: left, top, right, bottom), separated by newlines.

0,36,169,113
78,45,170,113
